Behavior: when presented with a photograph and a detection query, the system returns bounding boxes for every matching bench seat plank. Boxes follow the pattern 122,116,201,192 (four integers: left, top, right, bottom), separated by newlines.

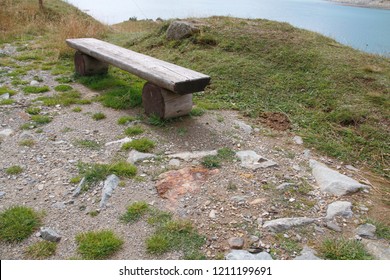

66,38,210,94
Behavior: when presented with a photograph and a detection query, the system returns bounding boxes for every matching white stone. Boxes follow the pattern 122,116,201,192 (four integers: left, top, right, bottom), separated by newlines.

263,217,315,232
236,150,278,170
293,136,303,145
100,174,120,208
234,120,252,134
168,158,181,168
0,93,10,100
209,209,217,219
104,137,132,146
127,150,155,164
326,201,353,220
0,128,14,137
30,80,39,86
168,150,217,161
225,250,273,260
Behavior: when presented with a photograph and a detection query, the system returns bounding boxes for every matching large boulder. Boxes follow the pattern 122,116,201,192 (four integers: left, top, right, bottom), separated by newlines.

166,21,199,40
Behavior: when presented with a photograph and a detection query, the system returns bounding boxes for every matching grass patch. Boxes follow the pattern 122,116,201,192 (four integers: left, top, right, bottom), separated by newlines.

5,165,23,175
74,139,101,150
201,155,221,169
0,99,14,105
72,106,82,112
31,115,52,124
190,107,206,117
92,112,106,121
148,114,170,127
26,107,41,115
124,125,144,136
54,84,73,92
117,116,137,125
76,230,124,260
0,206,42,242
19,139,35,147
217,147,236,161
35,91,91,107
122,138,155,152
319,238,373,260
23,85,50,94
0,86,16,95
25,241,57,259
120,201,150,223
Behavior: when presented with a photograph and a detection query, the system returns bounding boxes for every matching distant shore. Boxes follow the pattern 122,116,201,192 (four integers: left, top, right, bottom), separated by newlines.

329,0,390,9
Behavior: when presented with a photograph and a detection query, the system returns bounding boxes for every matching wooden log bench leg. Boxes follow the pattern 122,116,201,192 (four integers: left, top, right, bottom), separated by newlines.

74,51,109,76
142,82,193,119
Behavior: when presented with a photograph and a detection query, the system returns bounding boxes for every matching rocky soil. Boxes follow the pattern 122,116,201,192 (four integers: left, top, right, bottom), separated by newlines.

329,0,390,9
1,41,389,260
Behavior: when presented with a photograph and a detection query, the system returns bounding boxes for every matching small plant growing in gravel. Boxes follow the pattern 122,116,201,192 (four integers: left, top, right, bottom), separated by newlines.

31,115,52,125
117,116,137,125
177,127,187,136
0,206,42,242
25,241,57,259
148,114,169,127
121,138,155,153
5,165,23,175
54,84,72,92
92,112,106,121
89,211,99,217
23,85,50,94
217,147,236,161
124,125,144,136
26,107,41,115
72,107,82,112
75,230,124,259
74,139,101,150
120,201,150,223
201,155,221,169
19,139,35,147
0,99,14,105
319,238,373,260
189,107,206,117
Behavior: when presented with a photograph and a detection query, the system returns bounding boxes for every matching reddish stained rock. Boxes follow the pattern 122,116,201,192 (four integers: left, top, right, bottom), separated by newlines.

156,167,219,206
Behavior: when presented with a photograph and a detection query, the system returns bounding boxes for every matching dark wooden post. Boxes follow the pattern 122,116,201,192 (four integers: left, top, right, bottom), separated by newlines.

74,51,108,76
142,82,193,119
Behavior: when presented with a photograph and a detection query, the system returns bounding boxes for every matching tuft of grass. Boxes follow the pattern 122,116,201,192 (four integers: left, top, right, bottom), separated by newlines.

74,139,101,150
201,155,221,169
54,84,73,92
26,241,57,259
26,107,41,115
55,76,74,83
121,138,155,153
0,86,16,95
120,201,150,223
366,219,390,241
19,139,35,147
23,86,50,94
117,116,137,125
320,238,373,260
92,112,106,121
217,147,236,161
0,206,42,242
0,99,14,105
31,115,52,125
124,125,144,136
72,106,82,112
75,230,124,260
190,107,206,117
35,91,91,107
148,114,170,127
5,165,23,175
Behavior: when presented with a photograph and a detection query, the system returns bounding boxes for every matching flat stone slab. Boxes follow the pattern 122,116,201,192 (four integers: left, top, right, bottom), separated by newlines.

326,201,353,220
310,160,368,196
167,150,217,161
127,150,155,164
356,223,376,239
0,129,14,137
225,250,273,260
236,150,278,171
263,217,315,232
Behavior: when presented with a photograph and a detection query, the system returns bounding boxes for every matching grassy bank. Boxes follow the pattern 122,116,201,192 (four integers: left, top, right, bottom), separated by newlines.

1,1,389,180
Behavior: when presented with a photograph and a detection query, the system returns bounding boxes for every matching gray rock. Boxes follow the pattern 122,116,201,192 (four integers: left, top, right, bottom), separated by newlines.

326,221,342,232
230,196,248,203
209,209,217,219
30,80,39,86
0,128,14,137
228,237,245,249
19,131,36,141
0,93,10,100
104,137,132,147
166,21,199,40
362,239,390,260
326,201,353,220
72,177,85,197
263,217,315,232
226,250,273,260
345,165,359,171
168,158,181,168
168,150,217,161
0,191,5,198
236,150,278,170
52,202,66,210
127,150,155,164
303,149,311,159
310,160,368,196
234,120,252,134
40,227,61,242
293,136,303,145
356,223,376,239
294,246,322,260
276,182,295,190
99,174,120,208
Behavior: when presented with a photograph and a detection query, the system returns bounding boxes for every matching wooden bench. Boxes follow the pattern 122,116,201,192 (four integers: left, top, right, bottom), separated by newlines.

65,38,210,119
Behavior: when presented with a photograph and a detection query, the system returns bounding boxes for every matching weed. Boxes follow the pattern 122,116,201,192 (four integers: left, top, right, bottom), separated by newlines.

148,114,169,127
31,115,52,124
120,201,150,223
92,112,106,121
217,147,236,161
54,84,73,92
76,230,124,260
25,241,57,259
118,116,137,125
36,91,91,107
122,138,155,152
23,86,50,94
190,107,205,117
70,176,82,184
89,211,99,217
74,139,101,150
26,107,41,115
201,155,221,169
0,99,14,105
0,206,42,242
72,106,82,112
124,125,144,136
320,238,373,260
19,139,35,147
5,165,23,175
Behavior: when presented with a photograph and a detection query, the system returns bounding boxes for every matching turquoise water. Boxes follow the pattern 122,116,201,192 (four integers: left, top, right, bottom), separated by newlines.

65,0,390,56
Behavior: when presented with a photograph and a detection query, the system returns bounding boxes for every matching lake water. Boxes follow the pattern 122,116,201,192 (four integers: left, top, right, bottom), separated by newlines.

65,0,390,56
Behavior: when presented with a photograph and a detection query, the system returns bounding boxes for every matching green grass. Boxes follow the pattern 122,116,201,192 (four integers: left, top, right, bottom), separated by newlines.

35,91,91,107
320,238,373,260
72,106,82,112
121,138,155,152
5,165,23,175
0,86,16,95
0,206,42,242
31,115,52,124
217,147,236,161
148,114,170,127
124,125,144,136
201,155,221,169
0,99,14,105
75,230,124,259
19,139,35,147
23,85,50,94
366,219,390,241
190,107,206,117
117,116,137,125
54,84,73,92
120,201,150,223
92,112,106,121
26,107,41,115
74,139,101,150
25,241,57,259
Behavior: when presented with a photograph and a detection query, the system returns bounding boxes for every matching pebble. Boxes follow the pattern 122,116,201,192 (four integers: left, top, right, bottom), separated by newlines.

293,136,303,145
0,191,5,198
209,210,217,219
30,80,39,86
228,237,245,249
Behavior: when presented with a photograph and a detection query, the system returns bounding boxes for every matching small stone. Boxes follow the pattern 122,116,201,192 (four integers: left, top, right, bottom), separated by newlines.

326,201,353,220
30,80,39,86
0,93,10,100
52,202,66,210
326,221,342,232
37,184,44,191
209,209,217,219
294,246,322,260
225,250,273,260
249,236,260,243
234,120,252,134
293,136,303,145
228,237,245,249
168,158,181,168
236,150,278,170
345,165,359,171
100,174,120,208
0,191,5,198
72,177,85,197
0,128,14,137
40,227,61,242
168,150,217,161
127,150,155,164
249,198,266,205
104,137,132,146
166,21,199,40
356,223,377,239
